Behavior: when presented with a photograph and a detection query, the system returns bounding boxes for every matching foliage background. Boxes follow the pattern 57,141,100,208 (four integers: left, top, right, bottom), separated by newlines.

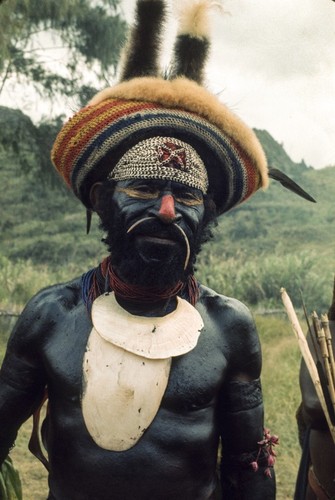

0,0,126,103
0,105,334,498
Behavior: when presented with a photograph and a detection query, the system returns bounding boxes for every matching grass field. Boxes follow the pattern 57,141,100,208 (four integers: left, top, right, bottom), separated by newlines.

257,314,302,499
0,312,303,500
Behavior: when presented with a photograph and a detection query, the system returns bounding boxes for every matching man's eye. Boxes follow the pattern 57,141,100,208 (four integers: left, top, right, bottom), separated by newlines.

115,186,158,199
134,186,156,194
175,193,203,206
129,187,159,199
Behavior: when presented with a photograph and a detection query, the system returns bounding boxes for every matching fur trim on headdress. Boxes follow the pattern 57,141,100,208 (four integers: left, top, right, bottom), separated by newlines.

88,76,268,187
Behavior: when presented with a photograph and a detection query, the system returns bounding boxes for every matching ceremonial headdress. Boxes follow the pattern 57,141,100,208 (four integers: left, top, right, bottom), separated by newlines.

51,0,315,215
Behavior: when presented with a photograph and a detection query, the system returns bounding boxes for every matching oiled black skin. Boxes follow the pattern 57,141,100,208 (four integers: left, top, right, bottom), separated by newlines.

0,279,273,500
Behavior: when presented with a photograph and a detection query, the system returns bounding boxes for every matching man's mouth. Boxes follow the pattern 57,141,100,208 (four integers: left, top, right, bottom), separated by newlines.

135,233,178,245
127,217,191,269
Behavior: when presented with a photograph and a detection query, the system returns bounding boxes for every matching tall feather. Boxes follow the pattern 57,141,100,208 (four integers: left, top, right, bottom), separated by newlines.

119,0,166,82
169,0,219,83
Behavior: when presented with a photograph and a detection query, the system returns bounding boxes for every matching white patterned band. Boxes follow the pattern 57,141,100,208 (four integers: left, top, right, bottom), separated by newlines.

109,137,209,194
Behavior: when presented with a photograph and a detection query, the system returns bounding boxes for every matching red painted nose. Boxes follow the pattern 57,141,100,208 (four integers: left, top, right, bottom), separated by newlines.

158,194,176,223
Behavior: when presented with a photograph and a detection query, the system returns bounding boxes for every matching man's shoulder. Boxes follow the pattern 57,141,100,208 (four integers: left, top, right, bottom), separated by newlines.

10,276,84,343
198,284,260,373
198,284,253,323
27,276,83,313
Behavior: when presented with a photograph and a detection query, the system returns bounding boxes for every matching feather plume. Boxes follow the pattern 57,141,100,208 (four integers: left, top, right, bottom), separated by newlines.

268,167,316,203
176,0,221,39
169,0,220,83
119,0,166,82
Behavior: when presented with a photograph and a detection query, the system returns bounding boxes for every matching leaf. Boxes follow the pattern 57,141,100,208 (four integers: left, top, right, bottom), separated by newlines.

0,456,22,500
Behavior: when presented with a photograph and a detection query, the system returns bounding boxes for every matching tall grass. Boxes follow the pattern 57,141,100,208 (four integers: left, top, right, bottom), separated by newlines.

1,246,333,315
198,249,334,313
257,315,302,499
0,255,92,312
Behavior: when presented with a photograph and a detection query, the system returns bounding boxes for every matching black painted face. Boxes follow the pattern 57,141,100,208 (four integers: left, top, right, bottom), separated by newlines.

102,179,205,287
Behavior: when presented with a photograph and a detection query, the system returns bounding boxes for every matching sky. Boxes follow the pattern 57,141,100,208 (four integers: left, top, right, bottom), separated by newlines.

1,0,334,169
208,0,335,169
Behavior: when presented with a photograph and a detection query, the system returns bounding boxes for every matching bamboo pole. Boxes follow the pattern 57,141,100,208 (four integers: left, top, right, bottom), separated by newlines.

312,311,335,414
321,313,335,384
280,288,335,444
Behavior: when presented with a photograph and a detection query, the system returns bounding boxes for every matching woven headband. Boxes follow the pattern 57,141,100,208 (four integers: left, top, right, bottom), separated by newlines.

109,137,208,193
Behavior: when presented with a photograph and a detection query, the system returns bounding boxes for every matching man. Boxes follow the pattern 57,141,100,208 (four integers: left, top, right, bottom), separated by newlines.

295,279,335,499
0,0,285,498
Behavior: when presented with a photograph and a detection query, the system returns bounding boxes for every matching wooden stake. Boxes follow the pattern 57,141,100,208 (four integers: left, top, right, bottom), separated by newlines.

312,311,335,414
280,288,335,444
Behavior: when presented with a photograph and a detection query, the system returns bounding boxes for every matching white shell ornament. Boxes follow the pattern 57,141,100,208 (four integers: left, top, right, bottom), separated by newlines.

91,292,204,359
81,292,204,451
82,335,171,451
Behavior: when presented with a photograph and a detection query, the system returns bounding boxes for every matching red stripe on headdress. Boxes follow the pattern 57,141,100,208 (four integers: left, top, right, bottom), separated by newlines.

53,100,160,186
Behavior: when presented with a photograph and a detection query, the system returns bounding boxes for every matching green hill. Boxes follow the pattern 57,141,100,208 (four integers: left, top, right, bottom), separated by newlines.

0,106,334,311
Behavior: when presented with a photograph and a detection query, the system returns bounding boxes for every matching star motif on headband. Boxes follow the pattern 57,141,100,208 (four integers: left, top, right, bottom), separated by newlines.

156,141,188,171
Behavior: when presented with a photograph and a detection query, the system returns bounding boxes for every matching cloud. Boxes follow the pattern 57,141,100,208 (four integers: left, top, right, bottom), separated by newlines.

205,0,335,168
213,0,335,77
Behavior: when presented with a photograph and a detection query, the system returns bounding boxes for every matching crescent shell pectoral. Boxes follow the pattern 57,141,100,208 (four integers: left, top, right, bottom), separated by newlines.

82,331,171,451
91,292,204,359
81,292,204,451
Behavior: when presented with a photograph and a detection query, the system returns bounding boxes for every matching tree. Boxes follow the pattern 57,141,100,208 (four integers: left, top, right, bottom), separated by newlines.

0,0,127,104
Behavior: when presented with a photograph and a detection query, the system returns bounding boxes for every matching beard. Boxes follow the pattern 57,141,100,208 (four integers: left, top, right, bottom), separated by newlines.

100,208,195,288
97,180,216,290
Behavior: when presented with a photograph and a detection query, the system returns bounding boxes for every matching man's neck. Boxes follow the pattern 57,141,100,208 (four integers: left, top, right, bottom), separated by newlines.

81,256,199,313
114,294,178,317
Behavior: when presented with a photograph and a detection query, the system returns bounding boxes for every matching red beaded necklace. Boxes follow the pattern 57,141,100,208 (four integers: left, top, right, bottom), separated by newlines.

87,256,199,307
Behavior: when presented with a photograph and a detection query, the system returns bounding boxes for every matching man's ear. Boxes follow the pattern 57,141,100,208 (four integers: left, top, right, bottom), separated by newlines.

89,182,103,213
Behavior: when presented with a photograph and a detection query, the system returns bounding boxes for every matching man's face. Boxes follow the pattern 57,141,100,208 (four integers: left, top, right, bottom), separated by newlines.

99,178,205,287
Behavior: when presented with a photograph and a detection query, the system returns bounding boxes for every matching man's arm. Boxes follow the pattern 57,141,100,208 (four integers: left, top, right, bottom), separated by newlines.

218,298,276,499
0,291,49,464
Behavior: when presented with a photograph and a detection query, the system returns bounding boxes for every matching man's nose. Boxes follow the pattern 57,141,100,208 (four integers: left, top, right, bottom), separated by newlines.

157,194,181,224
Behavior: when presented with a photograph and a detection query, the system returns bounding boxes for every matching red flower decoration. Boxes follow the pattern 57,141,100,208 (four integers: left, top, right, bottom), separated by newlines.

250,461,259,472
250,428,279,477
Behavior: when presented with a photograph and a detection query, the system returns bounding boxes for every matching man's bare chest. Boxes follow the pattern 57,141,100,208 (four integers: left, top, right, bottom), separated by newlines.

44,296,227,434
